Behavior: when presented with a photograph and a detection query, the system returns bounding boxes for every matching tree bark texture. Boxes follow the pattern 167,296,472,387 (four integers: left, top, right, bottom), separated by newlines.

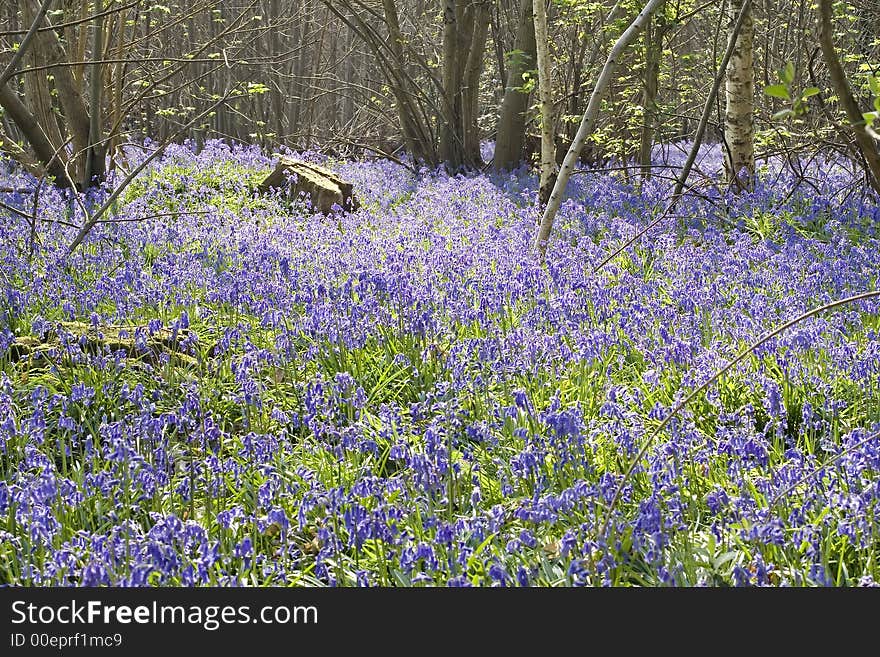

534,0,556,204
493,0,536,172
723,0,755,191
638,8,664,183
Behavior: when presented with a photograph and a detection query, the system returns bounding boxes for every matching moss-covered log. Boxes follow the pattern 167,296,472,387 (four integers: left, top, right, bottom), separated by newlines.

6,321,198,368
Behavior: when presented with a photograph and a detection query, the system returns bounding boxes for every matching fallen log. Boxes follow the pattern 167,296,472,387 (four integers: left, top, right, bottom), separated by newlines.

257,156,360,214
5,321,197,368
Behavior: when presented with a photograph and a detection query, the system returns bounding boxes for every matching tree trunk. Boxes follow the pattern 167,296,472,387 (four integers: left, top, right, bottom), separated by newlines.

439,0,485,171
290,5,305,134
462,0,490,167
493,0,536,171
270,0,285,142
638,8,663,184
108,6,128,168
817,0,880,194
440,0,463,169
382,0,432,163
535,0,665,257
20,0,64,155
723,0,755,191
533,0,555,203
0,0,71,186
26,0,91,162
84,0,106,188
343,22,355,129
489,3,506,105
0,84,70,184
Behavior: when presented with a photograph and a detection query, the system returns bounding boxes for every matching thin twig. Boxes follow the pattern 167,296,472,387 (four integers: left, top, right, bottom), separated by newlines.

0,0,54,87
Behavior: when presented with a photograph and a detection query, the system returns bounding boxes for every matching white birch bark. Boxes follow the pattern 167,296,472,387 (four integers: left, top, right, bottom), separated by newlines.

723,0,755,190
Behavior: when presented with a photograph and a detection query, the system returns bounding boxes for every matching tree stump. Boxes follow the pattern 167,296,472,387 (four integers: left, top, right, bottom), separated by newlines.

258,156,360,214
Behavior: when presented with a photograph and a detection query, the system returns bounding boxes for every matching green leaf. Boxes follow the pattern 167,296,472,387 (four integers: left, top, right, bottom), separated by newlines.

712,550,741,570
764,84,791,100
246,82,269,95
800,87,821,99
869,76,880,96
771,109,795,121
782,61,795,84
874,96,880,113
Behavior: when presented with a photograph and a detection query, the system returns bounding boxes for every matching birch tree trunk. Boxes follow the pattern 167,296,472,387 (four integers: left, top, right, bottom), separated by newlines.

534,0,665,257
723,0,755,191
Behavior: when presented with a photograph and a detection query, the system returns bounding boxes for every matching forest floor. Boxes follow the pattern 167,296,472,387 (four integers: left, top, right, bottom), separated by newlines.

1,141,879,586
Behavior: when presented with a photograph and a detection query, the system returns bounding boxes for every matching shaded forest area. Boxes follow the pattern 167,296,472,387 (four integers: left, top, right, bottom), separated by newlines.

1,0,878,188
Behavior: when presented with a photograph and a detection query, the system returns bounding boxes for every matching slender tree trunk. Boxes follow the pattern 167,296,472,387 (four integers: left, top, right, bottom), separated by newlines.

638,8,663,184
0,84,70,184
290,6,305,134
269,0,285,142
817,0,880,194
0,0,72,185
108,8,128,167
489,3,506,105
68,0,89,86
343,23,355,128
441,0,463,169
724,0,755,191
535,0,665,257
533,0,555,203
462,0,490,167
20,0,64,154
142,5,152,139
382,0,431,163
493,0,536,171
26,0,91,163
304,9,329,147
84,0,106,188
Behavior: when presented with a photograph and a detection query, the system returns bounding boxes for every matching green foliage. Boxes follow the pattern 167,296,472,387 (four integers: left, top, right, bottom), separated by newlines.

246,82,270,95
764,61,821,121
515,70,538,94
